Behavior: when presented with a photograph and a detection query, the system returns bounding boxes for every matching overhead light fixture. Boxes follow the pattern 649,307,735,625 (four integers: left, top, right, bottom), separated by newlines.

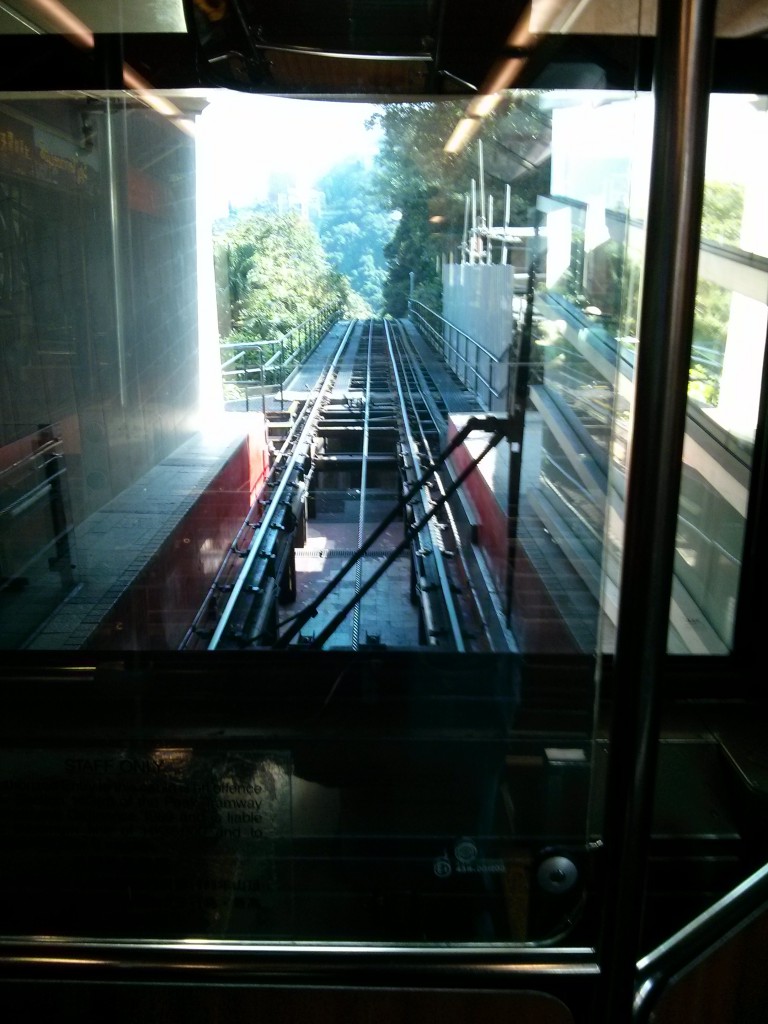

444,67,530,155
443,0,559,155
123,66,184,118
466,93,504,119
10,2,196,137
444,116,482,155
122,65,197,136
21,0,94,48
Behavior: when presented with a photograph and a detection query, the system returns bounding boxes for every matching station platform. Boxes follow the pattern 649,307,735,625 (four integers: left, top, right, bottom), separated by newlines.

27,415,269,650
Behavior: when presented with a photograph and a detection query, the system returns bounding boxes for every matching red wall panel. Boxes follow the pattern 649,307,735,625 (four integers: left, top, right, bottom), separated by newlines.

87,428,270,650
448,417,576,654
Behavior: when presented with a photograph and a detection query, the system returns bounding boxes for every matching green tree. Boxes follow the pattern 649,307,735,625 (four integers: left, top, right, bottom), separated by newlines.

216,210,348,340
370,97,551,315
688,181,745,405
701,181,744,247
315,159,395,314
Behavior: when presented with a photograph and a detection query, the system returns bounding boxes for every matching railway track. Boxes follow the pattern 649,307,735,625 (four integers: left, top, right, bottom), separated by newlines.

183,318,510,652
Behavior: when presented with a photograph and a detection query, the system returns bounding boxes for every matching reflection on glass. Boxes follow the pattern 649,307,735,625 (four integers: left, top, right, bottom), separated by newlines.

0,0,187,36
674,94,768,652
530,0,768,37
524,93,646,656
2,1,756,954
526,91,766,656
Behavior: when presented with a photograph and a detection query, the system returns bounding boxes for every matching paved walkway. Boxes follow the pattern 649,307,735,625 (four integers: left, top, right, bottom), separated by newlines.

26,415,256,649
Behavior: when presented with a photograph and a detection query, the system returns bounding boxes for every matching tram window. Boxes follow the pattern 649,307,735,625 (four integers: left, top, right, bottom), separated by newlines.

672,94,768,654
0,1,765,661
0,79,765,658
0,1,188,34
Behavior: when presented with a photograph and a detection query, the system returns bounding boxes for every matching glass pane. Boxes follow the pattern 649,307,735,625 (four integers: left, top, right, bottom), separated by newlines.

672,93,768,654
525,92,650,656
531,0,768,37
527,85,768,657
0,84,611,945
0,1,187,35
0,0,658,952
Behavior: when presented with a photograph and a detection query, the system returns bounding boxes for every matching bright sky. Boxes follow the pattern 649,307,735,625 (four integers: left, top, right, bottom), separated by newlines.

197,92,383,221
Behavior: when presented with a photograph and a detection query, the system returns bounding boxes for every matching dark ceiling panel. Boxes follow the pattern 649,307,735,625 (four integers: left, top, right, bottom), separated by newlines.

251,0,438,55
0,3,764,95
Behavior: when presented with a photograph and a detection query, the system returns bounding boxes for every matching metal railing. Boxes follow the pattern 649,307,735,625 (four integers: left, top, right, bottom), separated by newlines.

634,859,768,1023
0,429,74,584
219,303,341,406
408,299,506,411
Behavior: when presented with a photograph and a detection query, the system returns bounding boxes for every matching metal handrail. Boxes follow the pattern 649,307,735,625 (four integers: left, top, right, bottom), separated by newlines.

220,303,342,393
0,435,62,484
0,936,599,990
410,299,498,363
633,860,768,1023
408,298,503,409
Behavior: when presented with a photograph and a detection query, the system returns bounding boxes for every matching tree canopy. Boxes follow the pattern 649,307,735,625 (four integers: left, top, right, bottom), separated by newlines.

213,98,554,332
369,97,552,315
315,159,395,315
215,210,349,341
701,181,745,248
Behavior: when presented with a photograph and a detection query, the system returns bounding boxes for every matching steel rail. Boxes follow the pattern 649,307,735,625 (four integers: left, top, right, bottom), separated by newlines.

351,320,374,651
180,410,305,648
182,332,351,648
391,320,492,649
384,318,465,651
391,320,446,436
306,426,507,649
275,408,508,647
207,320,358,650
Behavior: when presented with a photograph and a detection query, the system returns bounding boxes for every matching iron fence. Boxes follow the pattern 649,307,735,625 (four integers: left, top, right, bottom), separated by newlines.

219,303,342,406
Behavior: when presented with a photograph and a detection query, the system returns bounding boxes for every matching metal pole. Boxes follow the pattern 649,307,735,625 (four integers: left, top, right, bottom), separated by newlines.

595,1,717,1020
462,193,470,263
503,184,511,265
505,218,538,622
634,859,768,1024
260,344,266,418
104,97,129,408
279,337,284,408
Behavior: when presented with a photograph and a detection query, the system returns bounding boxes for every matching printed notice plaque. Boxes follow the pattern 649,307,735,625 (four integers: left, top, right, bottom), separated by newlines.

0,748,292,937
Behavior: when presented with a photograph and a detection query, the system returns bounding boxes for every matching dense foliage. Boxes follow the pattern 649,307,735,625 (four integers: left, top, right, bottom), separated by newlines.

315,159,395,315
690,181,747,404
370,97,552,315
701,181,745,248
215,210,349,341
213,98,554,334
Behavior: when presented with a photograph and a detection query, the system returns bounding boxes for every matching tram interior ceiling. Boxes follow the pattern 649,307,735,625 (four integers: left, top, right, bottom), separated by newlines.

2,2,768,1023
